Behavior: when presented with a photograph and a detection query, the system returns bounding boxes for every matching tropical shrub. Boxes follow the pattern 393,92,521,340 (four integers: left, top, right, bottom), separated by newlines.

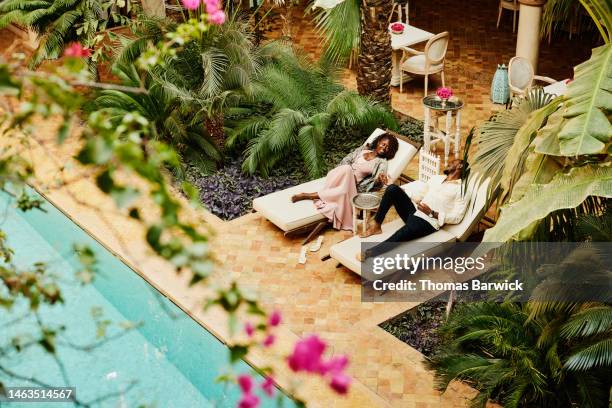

0,0,132,68
428,300,612,408
0,9,353,408
148,11,260,145
90,61,223,175
228,42,397,178
312,0,393,104
469,0,612,242
428,206,612,408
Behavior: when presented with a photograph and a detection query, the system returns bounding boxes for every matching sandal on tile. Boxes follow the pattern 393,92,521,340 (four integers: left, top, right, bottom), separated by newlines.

309,235,324,252
298,245,308,264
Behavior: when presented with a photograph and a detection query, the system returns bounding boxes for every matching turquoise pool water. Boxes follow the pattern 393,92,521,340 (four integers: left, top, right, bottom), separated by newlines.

0,189,292,408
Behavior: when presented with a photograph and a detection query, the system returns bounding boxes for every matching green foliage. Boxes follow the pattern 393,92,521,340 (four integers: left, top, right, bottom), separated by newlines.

542,0,612,43
474,42,612,241
90,61,223,175
230,43,397,177
0,0,132,68
312,0,361,62
485,164,612,242
471,89,554,194
536,44,612,156
428,300,612,408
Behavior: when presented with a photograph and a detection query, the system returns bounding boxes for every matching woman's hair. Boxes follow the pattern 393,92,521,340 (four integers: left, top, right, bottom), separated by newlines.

368,133,399,160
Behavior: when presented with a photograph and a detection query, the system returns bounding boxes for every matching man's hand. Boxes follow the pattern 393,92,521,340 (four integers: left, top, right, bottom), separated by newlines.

417,202,436,218
378,173,389,185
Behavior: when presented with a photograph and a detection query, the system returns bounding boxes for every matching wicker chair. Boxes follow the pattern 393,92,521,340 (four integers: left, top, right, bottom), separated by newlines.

497,0,520,33
508,56,557,103
399,31,449,96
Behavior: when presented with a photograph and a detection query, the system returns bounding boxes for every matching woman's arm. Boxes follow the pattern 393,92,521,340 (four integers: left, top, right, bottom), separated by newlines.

339,145,363,166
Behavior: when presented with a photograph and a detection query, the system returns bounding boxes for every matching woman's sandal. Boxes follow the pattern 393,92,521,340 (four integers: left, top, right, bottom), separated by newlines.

298,245,308,264
309,235,324,252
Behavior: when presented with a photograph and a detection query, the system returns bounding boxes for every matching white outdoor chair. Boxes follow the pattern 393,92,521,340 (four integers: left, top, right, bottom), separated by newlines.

389,1,410,25
508,56,557,103
399,31,449,96
253,128,421,244
419,149,441,183
497,0,520,33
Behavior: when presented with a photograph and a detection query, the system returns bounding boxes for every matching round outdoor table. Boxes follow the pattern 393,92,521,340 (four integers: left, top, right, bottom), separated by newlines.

352,193,381,236
422,95,464,167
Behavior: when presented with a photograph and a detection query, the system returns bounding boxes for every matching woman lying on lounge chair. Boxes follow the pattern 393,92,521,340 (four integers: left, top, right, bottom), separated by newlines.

291,133,399,231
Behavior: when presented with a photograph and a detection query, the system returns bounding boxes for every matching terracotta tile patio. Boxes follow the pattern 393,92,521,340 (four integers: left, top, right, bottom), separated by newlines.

0,1,597,406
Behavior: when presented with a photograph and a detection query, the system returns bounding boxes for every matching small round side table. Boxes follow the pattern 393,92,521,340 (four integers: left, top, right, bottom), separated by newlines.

422,95,464,167
352,193,381,236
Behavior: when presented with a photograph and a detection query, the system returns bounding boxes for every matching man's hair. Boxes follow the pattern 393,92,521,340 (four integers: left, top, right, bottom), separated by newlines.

368,133,399,160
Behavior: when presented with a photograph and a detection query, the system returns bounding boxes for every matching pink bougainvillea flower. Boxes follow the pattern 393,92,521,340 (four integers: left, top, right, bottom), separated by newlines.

261,376,275,397
181,0,200,10
208,9,226,25
237,392,260,408
244,322,255,337
64,43,91,58
436,87,453,99
268,310,282,327
319,355,349,375
329,372,351,395
237,374,254,394
288,335,327,373
203,0,220,9
263,334,275,348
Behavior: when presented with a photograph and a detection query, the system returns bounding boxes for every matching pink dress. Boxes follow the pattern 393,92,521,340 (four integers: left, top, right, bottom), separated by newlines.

315,150,377,230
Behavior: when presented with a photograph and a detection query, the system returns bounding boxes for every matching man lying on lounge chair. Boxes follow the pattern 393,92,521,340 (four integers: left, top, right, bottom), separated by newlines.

358,159,469,260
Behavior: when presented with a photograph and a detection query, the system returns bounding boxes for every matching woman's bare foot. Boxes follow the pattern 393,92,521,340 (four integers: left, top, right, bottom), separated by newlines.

291,192,319,203
360,220,382,238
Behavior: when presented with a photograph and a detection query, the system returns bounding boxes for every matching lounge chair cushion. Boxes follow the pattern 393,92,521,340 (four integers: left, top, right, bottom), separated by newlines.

441,176,490,242
365,129,418,182
330,176,491,275
253,128,419,232
253,178,325,232
329,218,455,276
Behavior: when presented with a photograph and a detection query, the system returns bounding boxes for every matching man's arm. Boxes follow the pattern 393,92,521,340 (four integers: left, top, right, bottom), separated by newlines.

403,180,428,202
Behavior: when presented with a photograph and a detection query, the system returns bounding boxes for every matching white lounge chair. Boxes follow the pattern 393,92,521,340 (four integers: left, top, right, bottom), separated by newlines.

329,176,490,276
252,128,421,242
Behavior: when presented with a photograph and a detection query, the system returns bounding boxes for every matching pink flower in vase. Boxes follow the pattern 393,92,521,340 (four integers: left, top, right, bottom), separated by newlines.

436,87,453,100
390,23,405,33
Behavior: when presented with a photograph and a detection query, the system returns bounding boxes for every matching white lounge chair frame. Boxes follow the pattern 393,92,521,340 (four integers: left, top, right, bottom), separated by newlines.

252,128,422,244
329,176,490,276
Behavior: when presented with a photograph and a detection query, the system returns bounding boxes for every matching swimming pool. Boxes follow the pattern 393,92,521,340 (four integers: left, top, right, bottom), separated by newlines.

0,188,292,408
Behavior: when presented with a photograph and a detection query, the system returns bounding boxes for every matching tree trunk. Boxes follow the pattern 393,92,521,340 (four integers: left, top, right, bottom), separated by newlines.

141,0,165,17
205,115,226,148
281,0,295,41
357,0,392,105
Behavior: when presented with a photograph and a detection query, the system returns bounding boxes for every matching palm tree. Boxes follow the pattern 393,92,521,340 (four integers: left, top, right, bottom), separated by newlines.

0,0,128,68
428,300,612,408
119,11,260,147
314,0,392,104
90,61,222,175
227,42,397,177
